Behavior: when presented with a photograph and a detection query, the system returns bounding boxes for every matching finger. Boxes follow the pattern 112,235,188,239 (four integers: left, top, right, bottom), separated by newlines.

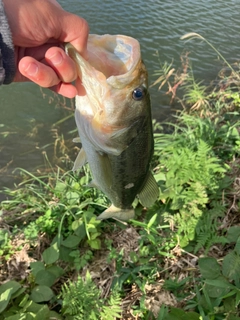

18,56,60,87
45,47,77,83
16,43,58,63
58,14,89,57
51,79,86,98
50,82,78,98
48,0,62,9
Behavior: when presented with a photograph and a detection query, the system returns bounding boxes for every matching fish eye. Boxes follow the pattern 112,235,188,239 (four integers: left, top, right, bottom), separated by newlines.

132,87,145,101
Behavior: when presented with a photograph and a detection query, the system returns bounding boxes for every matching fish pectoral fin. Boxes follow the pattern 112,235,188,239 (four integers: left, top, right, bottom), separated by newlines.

138,172,159,207
72,148,87,172
73,137,81,143
96,204,135,221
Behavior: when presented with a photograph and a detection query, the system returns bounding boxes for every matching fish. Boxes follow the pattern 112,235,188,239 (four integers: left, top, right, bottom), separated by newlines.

65,34,159,221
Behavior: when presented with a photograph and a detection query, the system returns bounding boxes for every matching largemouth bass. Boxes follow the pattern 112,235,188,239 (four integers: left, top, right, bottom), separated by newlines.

66,34,159,220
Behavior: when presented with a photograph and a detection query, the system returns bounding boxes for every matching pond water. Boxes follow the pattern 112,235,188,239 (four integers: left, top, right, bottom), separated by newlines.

1,0,240,193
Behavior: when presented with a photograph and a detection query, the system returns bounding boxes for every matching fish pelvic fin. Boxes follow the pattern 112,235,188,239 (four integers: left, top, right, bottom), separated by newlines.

72,148,87,172
96,204,135,221
138,171,159,208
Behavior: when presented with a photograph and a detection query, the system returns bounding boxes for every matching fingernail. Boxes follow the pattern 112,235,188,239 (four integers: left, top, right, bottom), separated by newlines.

49,52,63,65
25,62,38,76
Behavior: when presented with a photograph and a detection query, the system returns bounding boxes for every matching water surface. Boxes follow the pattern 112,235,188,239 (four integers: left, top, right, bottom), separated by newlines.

1,0,240,191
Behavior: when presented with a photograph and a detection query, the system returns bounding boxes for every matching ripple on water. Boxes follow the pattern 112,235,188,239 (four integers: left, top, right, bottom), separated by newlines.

1,0,240,189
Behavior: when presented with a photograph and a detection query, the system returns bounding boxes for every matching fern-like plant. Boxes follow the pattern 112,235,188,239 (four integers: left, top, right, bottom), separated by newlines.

154,114,228,247
60,271,121,320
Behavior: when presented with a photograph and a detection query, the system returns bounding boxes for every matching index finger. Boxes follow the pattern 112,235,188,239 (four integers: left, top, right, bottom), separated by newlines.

58,13,89,58
48,0,62,9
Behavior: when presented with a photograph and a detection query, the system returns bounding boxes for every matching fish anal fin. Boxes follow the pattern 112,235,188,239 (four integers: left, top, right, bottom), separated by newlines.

138,172,159,207
96,204,134,221
72,148,87,172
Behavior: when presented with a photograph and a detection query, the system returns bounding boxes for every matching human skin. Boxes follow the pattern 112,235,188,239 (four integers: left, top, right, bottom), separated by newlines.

3,0,89,98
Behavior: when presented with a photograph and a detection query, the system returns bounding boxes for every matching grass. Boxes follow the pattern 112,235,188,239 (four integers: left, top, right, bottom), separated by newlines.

1,34,240,319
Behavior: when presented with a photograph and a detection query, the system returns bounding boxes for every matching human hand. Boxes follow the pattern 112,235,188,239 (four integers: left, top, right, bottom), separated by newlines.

3,0,88,98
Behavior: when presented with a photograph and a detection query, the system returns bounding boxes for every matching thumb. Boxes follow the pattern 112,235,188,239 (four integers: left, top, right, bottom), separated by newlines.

58,13,89,58
48,0,62,8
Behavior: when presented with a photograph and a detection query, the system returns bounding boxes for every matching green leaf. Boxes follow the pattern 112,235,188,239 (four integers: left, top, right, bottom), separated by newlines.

181,312,200,320
48,311,63,319
87,238,101,250
205,282,230,298
221,289,238,300
4,315,28,320
24,300,45,313
0,288,13,314
16,300,52,319
42,242,59,265
165,308,199,320
0,281,21,314
222,251,240,282
227,227,240,243
72,218,82,231
205,276,236,299
147,213,157,229
227,316,240,320
235,237,240,255
11,287,26,299
62,235,81,248
54,181,66,193
35,270,57,287
34,305,50,320
47,265,64,278
72,219,86,239
30,262,45,277
90,231,101,240
0,281,21,296
205,278,234,290
154,172,166,182
59,246,74,262
198,257,221,279
30,286,54,303
223,296,236,313
66,191,80,204
236,290,240,307
19,293,30,309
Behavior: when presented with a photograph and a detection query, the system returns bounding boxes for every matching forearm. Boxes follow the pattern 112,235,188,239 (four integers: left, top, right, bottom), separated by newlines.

0,0,15,84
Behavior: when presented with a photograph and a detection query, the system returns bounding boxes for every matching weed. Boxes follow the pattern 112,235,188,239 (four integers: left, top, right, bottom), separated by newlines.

60,271,121,319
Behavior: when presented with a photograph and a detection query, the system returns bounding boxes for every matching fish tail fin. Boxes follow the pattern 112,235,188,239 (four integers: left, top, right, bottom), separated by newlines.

138,171,159,207
96,204,134,221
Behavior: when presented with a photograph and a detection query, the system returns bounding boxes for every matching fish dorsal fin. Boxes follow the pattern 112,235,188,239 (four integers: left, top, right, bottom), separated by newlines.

73,137,81,143
72,148,87,172
138,172,159,207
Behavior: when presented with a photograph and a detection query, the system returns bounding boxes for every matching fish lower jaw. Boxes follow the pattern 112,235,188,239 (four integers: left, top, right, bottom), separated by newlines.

96,204,135,221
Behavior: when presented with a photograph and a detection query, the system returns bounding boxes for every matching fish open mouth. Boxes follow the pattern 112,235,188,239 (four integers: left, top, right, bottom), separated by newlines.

87,34,141,80
66,34,142,89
